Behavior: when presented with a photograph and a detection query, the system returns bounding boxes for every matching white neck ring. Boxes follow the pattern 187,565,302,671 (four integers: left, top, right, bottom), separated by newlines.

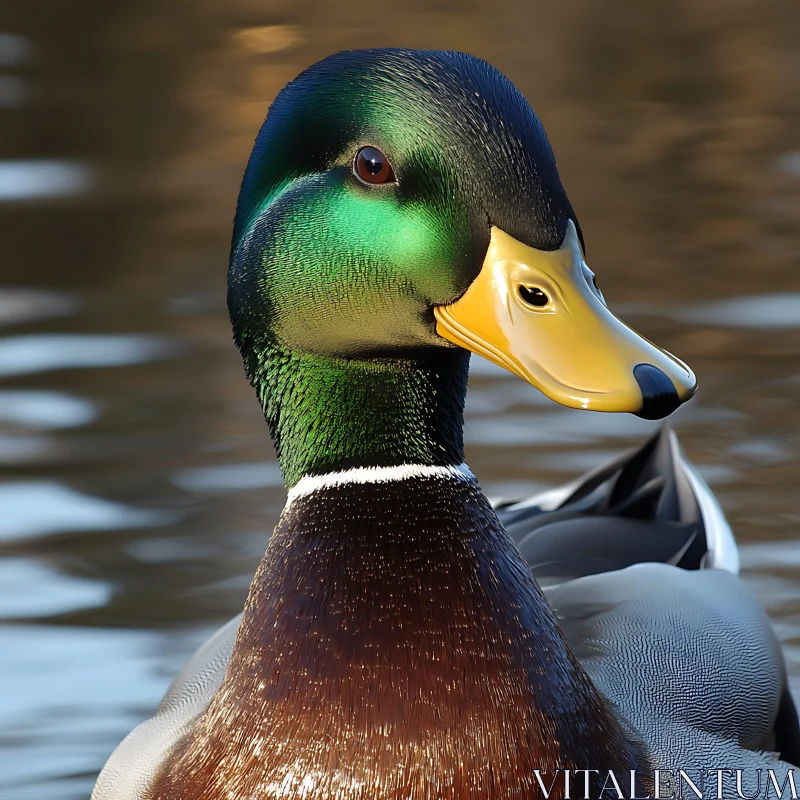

285,463,475,507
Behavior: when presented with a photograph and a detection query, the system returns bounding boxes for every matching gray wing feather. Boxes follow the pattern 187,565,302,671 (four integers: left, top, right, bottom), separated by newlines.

545,564,795,781
91,613,242,800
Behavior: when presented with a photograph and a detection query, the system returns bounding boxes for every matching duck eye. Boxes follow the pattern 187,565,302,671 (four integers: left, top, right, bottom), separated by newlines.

353,146,396,185
518,286,549,308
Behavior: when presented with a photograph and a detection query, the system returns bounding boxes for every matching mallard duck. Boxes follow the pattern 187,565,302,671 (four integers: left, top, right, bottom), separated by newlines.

92,49,799,799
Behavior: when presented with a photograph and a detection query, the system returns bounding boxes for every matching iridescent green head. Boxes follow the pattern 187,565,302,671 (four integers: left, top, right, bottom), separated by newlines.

228,49,694,485
229,48,578,360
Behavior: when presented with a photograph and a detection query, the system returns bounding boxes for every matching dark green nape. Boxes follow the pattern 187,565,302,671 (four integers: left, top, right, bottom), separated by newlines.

227,49,581,486
244,344,470,487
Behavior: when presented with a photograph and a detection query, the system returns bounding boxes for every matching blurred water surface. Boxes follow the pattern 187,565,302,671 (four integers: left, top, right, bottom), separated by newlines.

1,2,799,798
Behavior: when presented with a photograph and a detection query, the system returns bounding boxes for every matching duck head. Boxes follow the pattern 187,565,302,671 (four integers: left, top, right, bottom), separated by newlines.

229,49,696,481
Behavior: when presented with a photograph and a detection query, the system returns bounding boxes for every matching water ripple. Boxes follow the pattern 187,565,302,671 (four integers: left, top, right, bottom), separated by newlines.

0,391,96,428
0,334,174,377
0,161,92,201
0,558,111,619
0,482,170,542
0,288,76,327
172,460,284,493
676,294,800,329
0,33,34,66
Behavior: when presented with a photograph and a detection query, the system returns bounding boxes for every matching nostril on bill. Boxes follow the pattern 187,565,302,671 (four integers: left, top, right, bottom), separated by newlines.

633,363,681,420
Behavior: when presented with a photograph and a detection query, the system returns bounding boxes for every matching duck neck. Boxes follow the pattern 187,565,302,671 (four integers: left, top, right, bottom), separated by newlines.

246,343,470,487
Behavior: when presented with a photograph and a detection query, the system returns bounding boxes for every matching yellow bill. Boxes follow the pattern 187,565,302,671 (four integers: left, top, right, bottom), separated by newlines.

434,221,696,419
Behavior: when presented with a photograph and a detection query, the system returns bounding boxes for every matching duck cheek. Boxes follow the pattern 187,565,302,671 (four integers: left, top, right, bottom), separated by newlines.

233,178,485,355
390,208,490,325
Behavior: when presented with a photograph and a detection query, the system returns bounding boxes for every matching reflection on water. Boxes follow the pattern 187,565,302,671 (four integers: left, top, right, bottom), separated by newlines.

1,624,207,800
0,75,27,108
172,461,284,493
0,482,169,542
779,152,800,179
0,289,76,327
0,33,33,66
0,558,111,619
0,334,173,377
0,161,92,202
0,391,96,428
676,294,800,328
0,1,799,798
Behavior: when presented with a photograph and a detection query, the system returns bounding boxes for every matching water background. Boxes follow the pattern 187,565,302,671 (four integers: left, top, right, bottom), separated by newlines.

1,2,799,798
